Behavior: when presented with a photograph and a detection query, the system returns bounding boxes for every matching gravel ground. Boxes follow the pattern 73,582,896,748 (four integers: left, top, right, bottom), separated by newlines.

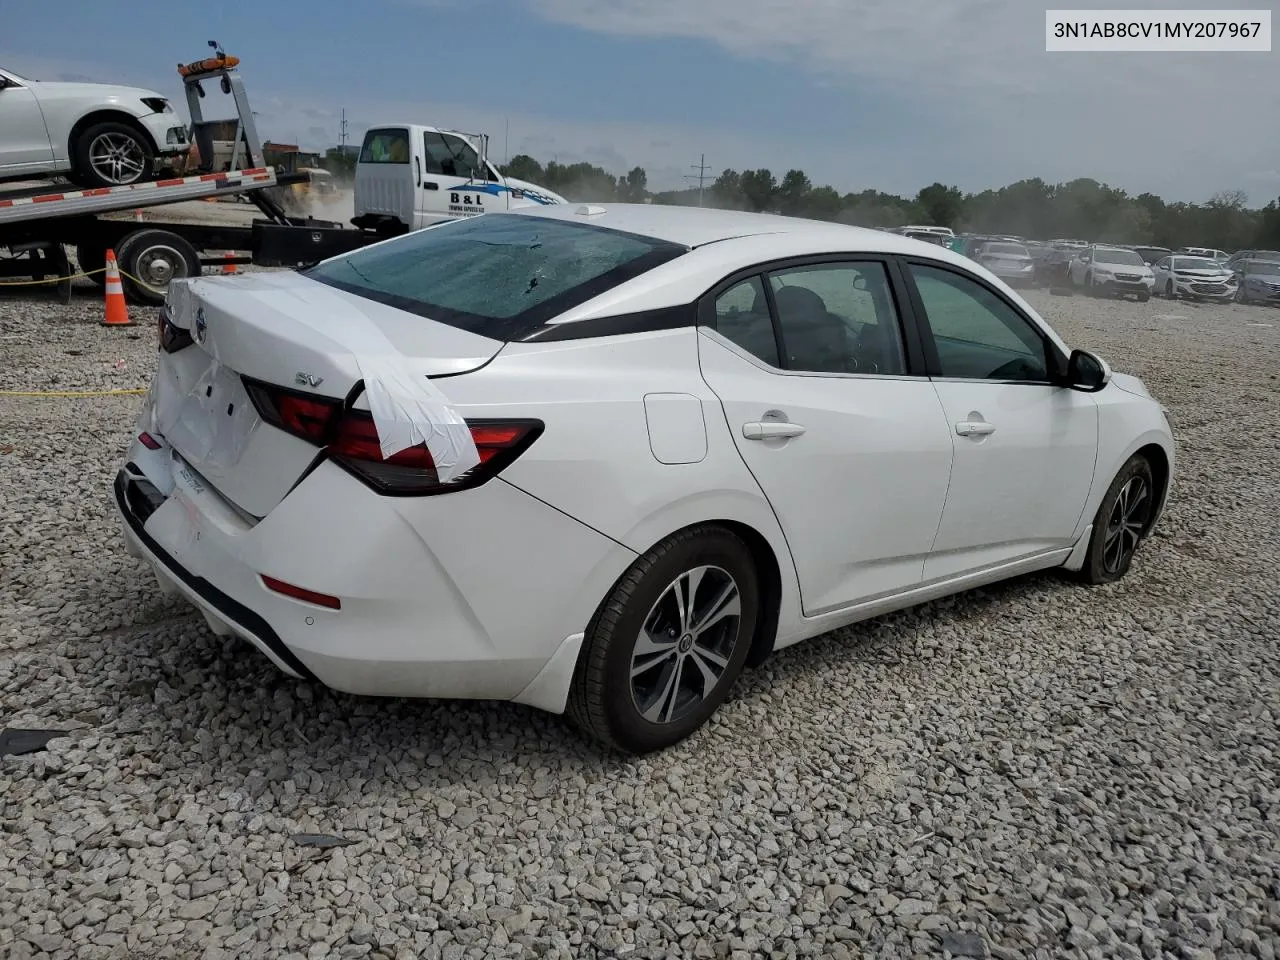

2,278,1278,960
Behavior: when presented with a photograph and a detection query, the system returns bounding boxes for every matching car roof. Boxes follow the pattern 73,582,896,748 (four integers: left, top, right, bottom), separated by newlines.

507,202,939,253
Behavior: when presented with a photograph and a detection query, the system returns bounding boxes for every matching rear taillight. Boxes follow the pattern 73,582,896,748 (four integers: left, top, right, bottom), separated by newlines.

158,307,194,353
243,378,343,444
243,378,542,495
329,411,543,496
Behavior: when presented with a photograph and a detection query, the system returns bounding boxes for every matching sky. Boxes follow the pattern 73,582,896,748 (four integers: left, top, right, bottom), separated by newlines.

3,0,1277,205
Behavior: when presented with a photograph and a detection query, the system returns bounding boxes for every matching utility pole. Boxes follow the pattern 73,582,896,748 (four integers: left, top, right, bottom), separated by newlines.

339,109,349,149
685,154,711,206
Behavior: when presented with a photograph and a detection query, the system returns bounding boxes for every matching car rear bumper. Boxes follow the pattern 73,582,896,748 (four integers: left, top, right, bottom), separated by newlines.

113,434,636,708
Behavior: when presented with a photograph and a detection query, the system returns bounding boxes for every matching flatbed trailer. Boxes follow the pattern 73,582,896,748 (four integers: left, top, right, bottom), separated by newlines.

0,167,372,304
0,45,376,305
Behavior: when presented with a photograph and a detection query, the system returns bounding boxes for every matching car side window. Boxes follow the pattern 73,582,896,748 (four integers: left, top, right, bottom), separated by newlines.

766,262,906,375
1155,257,1169,270
713,276,779,367
908,263,1051,382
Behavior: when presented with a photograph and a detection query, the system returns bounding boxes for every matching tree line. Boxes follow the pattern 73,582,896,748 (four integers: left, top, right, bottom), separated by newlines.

497,154,1280,253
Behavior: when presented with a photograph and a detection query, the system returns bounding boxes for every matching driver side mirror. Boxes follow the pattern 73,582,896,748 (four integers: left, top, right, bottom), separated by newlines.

1064,349,1111,392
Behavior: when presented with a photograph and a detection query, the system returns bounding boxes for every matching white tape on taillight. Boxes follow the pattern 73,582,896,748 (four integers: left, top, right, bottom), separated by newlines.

163,277,481,483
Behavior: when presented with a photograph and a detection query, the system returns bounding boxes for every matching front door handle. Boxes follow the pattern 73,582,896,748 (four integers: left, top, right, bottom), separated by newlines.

424,181,439,191
955,420,996,437
743,421,806,440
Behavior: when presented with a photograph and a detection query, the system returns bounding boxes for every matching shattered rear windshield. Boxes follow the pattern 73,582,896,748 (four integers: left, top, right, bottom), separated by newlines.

305,214,686,339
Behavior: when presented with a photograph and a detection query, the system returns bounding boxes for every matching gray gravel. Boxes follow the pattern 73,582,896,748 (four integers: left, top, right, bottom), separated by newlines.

2,278,1279,960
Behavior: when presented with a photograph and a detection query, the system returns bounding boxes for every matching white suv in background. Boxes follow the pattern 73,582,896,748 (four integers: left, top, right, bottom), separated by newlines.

1068,245,1154,301
0,67,190,187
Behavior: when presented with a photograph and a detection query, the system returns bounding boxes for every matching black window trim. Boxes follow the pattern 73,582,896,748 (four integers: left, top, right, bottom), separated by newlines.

895,254,1070,385
695,252,932,380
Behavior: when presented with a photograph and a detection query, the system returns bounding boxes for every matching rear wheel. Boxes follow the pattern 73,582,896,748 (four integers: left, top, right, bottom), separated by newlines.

1072,455,1156,585
115,229,202,305
568,525,759,754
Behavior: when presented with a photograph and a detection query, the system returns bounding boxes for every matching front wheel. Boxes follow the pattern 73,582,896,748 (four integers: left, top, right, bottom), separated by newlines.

1072,455,1157,585
70,121,155,188
1137,292,1150,302
568,526,760,754
1165,280,1176,299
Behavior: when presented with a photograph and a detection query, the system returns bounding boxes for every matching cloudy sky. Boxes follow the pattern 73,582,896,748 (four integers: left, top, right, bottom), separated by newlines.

4,0,1277,203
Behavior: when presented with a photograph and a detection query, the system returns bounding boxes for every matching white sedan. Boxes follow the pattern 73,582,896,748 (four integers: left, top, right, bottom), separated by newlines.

114,205,1175,753
0,67,190,187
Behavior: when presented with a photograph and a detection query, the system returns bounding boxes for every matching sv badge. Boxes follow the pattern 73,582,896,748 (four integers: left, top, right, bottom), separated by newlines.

294,372,324,388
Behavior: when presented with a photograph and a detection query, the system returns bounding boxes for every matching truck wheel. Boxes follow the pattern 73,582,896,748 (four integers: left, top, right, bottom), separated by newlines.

70,121,155,188
75,243,108,288
115,229,202,305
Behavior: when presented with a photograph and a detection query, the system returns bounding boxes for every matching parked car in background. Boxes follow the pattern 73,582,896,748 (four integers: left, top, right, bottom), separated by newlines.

1151,255,1238,301
1175,246,1229,262
1035,247,1076,287
1068,245,1154,301
973,240,1036,286
1232,258,1280,305
1130,245,1172,266
0,66,190,187
112,204,1174,753
1225,249,1280,270
1050,238,1090,249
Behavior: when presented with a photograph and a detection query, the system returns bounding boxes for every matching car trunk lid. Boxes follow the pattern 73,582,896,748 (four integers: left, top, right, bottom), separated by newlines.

151,271,502,518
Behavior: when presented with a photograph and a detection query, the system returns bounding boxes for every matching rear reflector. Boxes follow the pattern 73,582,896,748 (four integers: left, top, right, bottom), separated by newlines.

261,574,341,610
137,432,161,450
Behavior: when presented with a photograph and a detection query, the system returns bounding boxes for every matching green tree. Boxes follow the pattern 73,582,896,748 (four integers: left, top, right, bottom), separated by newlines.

740,169,778,212
915,182,964,228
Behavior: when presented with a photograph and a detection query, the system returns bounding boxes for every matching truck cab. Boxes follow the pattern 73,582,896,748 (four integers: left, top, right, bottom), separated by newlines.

352,124,566,235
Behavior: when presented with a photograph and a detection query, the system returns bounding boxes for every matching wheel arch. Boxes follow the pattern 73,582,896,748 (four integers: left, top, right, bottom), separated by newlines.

1134,440,1172,535
625,513,793,670
67,110,159,158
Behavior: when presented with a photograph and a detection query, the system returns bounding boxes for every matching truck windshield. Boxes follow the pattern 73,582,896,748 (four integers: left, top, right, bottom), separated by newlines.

305,214,687,338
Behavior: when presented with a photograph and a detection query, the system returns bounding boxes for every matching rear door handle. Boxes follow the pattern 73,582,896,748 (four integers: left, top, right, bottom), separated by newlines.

955,420,996,437
424,181,439,191
743,421,806,440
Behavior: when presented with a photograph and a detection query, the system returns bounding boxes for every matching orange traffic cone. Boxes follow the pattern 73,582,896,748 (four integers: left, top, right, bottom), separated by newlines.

101,249,132,327
221,254,239,275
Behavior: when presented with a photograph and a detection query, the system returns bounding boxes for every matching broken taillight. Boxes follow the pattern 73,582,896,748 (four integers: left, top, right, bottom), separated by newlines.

243,378,542,495
328,412,543,496
158,307,194,353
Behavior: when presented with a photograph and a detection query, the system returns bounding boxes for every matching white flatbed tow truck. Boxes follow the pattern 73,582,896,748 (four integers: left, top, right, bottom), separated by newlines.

0,46,370,305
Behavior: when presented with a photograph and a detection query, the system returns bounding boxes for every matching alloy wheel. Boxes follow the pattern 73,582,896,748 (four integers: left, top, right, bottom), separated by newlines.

88,132,147,185
630,565,742,725
1102,475,1152,575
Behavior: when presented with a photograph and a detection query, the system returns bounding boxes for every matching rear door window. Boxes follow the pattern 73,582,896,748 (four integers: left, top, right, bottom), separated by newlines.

306,214,687,339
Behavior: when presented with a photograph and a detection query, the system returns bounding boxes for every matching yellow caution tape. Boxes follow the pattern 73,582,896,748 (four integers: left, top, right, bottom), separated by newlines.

0,266,160,287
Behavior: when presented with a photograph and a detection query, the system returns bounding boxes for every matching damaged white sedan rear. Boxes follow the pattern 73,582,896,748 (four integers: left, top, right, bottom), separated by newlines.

115,205,1175,754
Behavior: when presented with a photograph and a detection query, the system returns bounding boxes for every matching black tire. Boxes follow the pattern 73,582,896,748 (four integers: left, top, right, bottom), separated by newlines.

1137,292,1150,302
568,525,760,754
70,120,155,188
1072,455,1156,585
115,229,202,305
1165,280,1175,300
75,243,107,288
